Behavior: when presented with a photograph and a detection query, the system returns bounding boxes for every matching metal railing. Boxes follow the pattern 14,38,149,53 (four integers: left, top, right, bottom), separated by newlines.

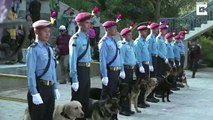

160,1,213,32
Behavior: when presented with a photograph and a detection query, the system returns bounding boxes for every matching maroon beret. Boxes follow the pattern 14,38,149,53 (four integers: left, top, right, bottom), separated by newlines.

165,32,173,39
102,21,117,28
178,31,185,37
120,28,131,36
32,20,52,28
174,35,181,40
75,12,91,22
137,25,148,31
150,23,159,29
159,25,168,30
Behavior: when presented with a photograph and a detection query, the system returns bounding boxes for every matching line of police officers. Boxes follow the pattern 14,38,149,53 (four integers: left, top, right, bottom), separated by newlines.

26,12,186,120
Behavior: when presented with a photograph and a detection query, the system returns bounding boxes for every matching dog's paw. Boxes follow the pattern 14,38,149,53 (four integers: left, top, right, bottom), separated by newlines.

167,100,171,102
162,100,165,102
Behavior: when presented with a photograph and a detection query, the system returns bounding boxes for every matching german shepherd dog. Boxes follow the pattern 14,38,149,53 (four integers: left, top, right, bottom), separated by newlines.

143,78,158,105
129,79,145,113
157,64,175,102
90,97,120,120
88,88,120,120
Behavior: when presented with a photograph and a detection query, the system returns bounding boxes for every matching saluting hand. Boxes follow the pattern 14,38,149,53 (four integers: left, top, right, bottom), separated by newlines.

32,93,43,105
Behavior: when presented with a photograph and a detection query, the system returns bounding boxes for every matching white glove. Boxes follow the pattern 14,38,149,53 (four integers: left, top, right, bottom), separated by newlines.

179,62,181,66
165,59,169,64
54,89,60,100
149,66,154,72
32,93,43,105
102,77,108,86
173,62,176,67
119,71,126,79
139,66,145,73
71,82,79,92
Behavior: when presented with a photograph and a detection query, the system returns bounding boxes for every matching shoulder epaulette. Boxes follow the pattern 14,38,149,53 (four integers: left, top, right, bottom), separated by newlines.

72,34,79,39
30,42,38,48
121,41,126,44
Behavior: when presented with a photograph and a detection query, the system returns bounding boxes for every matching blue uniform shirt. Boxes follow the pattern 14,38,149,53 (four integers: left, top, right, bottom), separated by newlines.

98,35,122,77
157,35,167,59
179,40,185,55
69,31,92,83
133,36,150,67
173,42,181,61
147,33,158,65
166,41,174,59
119,40,136,71
26,40,58,95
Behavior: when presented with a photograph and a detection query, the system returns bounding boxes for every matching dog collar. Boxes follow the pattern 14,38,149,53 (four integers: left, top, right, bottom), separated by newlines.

60,106,70,119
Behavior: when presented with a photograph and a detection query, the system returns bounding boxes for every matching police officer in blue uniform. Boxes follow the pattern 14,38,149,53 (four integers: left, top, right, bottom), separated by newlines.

178,31,186,77
26,20,60,120
165,32,180,91
99,20,121,120
133,25,150,108
156,25,169,78
173,35,181,67
69,12,92,119
146,22,160,103
119,28,136,116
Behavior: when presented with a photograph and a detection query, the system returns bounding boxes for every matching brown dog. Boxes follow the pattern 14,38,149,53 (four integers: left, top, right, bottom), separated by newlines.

23,101,84,120
143,78,158,105
129,79,145,113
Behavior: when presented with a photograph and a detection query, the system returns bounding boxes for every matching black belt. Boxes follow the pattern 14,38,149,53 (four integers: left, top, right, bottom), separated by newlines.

142,61,149,65
39,80,54,86
124,65,135,69
168,58,174,61
152,54,158,57
77,62,91,67
107,66,120,71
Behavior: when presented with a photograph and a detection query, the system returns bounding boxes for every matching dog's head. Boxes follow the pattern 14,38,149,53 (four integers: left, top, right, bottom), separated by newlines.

64,100,84,119
149,77,158,87
105,97,120,115
165,64,173,77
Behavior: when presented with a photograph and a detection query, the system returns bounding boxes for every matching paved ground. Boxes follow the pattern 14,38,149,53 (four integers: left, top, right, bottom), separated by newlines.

1,68,213,120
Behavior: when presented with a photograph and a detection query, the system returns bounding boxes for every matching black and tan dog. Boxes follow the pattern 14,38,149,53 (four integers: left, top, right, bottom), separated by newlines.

157,64,175,102
89,97,120,120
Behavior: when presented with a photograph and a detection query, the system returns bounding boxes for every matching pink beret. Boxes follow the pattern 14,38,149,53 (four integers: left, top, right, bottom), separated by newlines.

120,28,131,36
102,21,117,28
178,31,185,37
159,25,168,30
174,35,180,40
150,23,159,29
32,20,52,28
75,12,91,22
165,32,173,39
137,25,148,31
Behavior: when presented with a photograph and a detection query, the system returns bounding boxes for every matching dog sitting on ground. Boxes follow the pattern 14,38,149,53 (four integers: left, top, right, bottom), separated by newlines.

129,79,145,113
177,72,189,88
89,97,120,120
143,78,158,105
157,64,174,102
23,101,84,120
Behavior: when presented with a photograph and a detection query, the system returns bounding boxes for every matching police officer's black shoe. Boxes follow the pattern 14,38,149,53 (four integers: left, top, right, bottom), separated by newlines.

138,103,150,108
147,97,159,103
128,110,135,115
119,111,131,116
171,87,180,91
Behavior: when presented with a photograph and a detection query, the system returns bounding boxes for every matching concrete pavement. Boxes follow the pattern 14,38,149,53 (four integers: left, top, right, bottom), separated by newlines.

1,68,213,120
